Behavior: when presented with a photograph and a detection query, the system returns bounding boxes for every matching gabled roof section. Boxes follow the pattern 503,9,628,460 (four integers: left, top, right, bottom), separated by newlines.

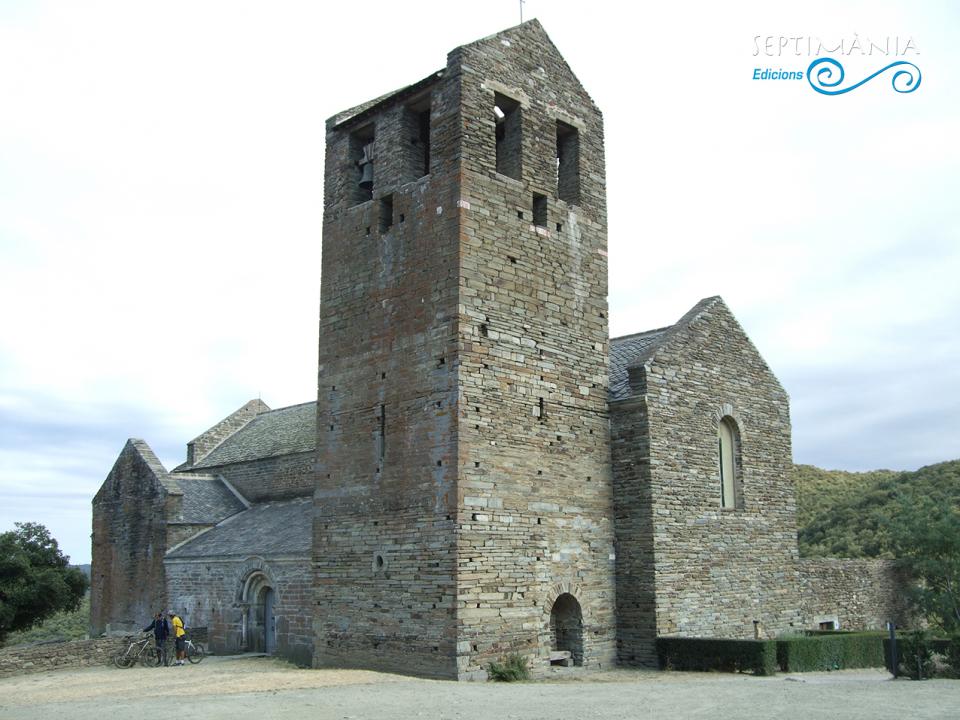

458,19,599,112
165,497,312,559
608,297,726,403
609,328,671,401
188,401,316,469
183,398,270,468
609,296,786,402
94,438,179,503
126,438,168,479
169,474,247,525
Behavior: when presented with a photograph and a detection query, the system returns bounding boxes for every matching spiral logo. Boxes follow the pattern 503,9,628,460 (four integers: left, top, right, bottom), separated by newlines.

807,57,922,95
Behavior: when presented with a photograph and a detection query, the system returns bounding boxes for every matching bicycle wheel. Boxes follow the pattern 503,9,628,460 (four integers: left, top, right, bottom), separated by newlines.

140,646,161,667
186,642,205,664
113,652,134,669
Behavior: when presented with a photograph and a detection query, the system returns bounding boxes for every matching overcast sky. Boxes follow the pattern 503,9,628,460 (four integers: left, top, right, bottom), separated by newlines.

1,1,957,564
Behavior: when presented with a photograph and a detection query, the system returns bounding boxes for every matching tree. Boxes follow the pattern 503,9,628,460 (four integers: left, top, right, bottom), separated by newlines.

889,492,960,634
0,522,88,644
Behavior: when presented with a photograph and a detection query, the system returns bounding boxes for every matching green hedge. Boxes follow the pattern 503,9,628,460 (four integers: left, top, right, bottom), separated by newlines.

657,637,777,676
777,633,886,672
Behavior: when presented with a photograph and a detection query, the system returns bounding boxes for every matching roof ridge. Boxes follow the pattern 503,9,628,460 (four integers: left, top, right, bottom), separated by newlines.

610,326,673,342
256,400,316,415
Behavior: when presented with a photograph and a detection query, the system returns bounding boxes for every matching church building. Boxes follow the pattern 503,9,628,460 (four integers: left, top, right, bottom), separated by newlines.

91,21,903,679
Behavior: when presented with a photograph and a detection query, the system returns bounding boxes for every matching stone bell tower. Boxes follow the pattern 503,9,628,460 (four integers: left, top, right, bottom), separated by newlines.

313,20,614,679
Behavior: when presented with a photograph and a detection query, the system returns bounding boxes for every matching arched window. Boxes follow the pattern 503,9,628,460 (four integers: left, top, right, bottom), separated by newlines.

718,416,741,509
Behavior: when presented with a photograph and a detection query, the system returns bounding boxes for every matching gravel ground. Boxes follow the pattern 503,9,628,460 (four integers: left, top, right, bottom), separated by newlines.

1,655,958,720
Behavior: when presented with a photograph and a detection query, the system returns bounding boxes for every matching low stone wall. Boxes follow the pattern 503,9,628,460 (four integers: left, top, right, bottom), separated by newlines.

0,636,126,678
798,558,911,630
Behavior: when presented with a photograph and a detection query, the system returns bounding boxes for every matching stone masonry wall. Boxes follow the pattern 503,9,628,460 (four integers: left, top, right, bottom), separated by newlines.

313,60,461,678
799,558,910,630
90,441,169,635
610,397,657,666
0,637,126,678
166,555,313,666
197,451,314,503
644,300,802,640
452,22,616,678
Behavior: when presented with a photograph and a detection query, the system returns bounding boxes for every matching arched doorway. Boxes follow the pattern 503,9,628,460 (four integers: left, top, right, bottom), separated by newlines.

239,571,276,654
550,593,584,666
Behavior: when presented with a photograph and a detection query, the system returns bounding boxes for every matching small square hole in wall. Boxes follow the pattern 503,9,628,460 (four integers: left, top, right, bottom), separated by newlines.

399,213,405,223
556,222,562,232
474,461,480,468
508,255,517,264
365,226,371,236
517,210,524,220
381,372,386,379
437,459,442,466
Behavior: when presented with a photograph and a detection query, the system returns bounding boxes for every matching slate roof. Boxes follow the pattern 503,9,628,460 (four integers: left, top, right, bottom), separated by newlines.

191,402,316,469
166,497,312,559
607,297,727,401
330,71,443,129
171,474,247,524
608,328,671,401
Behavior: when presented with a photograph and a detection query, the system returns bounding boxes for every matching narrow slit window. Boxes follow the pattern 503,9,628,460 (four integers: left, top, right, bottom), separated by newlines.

379,194,394,233
378,404,386,461
494,93,522,180
417,107,430,177
402,96,431,182
532,193,548,227
556,121,580,204
718,416,741,509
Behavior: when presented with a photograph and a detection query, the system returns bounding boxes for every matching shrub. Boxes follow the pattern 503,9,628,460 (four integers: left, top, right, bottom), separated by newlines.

777,632,886,672
488,652,530,682
898,630,935,680
943,632,960,678
656,637,777,676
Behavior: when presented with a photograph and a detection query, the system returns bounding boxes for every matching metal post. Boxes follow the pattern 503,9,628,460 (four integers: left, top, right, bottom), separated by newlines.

888,621,898,678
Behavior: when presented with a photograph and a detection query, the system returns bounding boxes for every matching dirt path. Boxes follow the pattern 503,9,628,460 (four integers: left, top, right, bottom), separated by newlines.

1,656,957,720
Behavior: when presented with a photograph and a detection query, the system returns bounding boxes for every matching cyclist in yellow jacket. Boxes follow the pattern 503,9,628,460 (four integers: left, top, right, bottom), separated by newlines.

168,612,187,666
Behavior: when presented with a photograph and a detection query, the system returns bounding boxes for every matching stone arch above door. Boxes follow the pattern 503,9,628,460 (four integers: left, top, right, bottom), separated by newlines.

233,558,276,653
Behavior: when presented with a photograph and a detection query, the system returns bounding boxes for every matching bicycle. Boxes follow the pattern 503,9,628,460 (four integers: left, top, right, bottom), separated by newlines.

166,635,205,665
184,637,205,664
113,635,161,668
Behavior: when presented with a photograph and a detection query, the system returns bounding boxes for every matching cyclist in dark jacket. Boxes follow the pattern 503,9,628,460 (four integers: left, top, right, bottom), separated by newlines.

143,612,170,663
